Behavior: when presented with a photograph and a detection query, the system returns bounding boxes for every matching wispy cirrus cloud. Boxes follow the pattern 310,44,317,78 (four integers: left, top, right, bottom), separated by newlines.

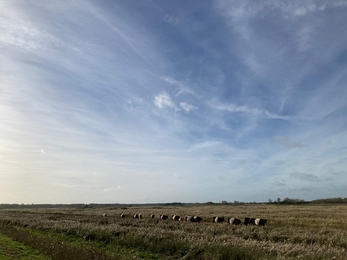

215,0,347,117
209,100,262,116
180,102,197,112
208,99,290,120
162,77,197,97
164,14,181,24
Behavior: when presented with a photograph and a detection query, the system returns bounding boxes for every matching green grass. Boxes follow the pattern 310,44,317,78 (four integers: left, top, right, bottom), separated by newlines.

0,225,165,260
0,232,49,260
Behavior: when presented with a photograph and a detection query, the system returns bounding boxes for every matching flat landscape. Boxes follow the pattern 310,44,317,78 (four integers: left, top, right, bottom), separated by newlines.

0,204,347,259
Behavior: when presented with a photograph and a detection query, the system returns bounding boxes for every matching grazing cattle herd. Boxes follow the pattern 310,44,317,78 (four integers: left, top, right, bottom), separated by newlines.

101,213,267,226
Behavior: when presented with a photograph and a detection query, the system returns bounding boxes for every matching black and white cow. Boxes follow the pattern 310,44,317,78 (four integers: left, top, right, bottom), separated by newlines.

244,217,257,225
228,217,241,225
102,213,107,217
255,218,267,226
150,214,155,219
172,215,180,221
133,213,139,219
193,216,202,223
213,216,225,223
185,216,193,221
160,215,168,220
139,213,142,219
120,214,125,218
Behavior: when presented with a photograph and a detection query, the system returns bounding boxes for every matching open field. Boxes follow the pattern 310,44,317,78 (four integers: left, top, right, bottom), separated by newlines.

0,204,347,259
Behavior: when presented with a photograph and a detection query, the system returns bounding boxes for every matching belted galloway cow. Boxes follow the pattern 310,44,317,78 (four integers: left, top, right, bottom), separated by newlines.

244,217,256,225
193,216,202,223
255,218,267,226
228,217,241,225
160,215,168,220
172,215,180,221
213,216,225,223
185,216,193,221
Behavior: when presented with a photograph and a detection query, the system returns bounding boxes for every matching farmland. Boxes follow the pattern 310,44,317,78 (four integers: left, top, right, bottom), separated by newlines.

0,204,347,259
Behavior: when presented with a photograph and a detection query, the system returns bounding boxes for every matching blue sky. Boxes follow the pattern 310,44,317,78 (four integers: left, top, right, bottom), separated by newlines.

1,0,347,204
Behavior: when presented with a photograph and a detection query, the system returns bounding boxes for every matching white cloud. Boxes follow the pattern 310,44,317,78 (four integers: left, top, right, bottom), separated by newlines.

189,141,221,150
296,24,315,53
216,1,343,21
154,92,175,109
209,100,261,115
180,102,196,112
162,77,197,97
209,99,289,120
164,14,181,24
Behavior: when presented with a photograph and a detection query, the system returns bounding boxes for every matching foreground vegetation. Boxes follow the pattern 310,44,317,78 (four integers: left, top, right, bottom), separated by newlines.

0,232,48,260
0,204,346,259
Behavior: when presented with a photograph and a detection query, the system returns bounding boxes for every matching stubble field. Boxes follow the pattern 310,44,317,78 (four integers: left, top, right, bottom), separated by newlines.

0,204,346,259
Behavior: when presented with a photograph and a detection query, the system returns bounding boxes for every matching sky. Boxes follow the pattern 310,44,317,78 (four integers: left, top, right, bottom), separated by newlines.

1,0,347,204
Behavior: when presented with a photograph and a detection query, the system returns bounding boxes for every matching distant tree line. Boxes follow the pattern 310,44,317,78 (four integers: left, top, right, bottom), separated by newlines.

268,197,347,205
268,198,306,204
310,197,347,204
0,203,124,209
1,197,347,209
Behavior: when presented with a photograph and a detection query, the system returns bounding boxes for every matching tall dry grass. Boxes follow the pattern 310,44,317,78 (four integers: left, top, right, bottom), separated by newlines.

1,204,347,259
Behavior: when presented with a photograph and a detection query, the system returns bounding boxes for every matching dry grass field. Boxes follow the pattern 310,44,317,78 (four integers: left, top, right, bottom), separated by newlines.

0,204,347,259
